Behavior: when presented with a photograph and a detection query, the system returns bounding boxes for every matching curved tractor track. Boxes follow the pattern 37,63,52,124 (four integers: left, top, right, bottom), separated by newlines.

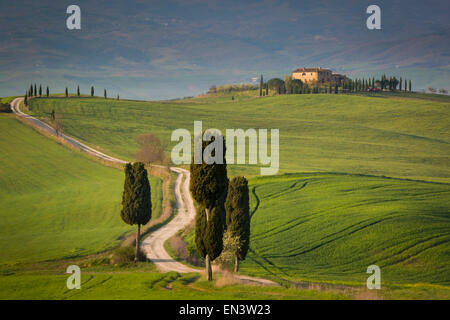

10,97,277,286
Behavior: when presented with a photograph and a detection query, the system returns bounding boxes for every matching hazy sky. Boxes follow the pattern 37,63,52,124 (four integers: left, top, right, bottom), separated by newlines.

0,0,449,99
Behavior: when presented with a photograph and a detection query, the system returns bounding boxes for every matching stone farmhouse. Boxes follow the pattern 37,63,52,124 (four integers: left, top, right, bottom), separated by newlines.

292,67,348,84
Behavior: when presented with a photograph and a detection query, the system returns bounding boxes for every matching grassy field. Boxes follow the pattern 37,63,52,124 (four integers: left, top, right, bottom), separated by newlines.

240,173,450,287
0,114,162,265
0,269,349,300
28,93,450,182
3,92,449,299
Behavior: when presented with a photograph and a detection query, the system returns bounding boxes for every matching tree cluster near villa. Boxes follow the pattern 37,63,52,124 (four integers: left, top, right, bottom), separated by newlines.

258,72,413,95
208,69,414,97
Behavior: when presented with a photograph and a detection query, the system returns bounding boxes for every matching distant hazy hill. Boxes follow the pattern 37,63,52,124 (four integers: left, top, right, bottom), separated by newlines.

0,0,449,99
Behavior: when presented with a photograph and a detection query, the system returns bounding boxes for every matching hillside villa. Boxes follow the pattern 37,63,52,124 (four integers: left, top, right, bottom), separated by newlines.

292,67,348,84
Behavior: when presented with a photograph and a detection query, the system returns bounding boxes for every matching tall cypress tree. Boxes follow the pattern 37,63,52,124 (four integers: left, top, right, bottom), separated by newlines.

190,134,228,281
259,75,263,97
224,176,250,272
65,87,68,97
34,84,37,97
77,85,80,97
409,79,412,92
91,86,94,97
24,93,28,106
39,85,42,97
46,86,49,97
30,84,33,96
104,88,107,99
121,162,152,261
399,77,402,91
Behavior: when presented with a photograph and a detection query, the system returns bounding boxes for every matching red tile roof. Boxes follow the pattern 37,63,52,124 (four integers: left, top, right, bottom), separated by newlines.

292,67,331,73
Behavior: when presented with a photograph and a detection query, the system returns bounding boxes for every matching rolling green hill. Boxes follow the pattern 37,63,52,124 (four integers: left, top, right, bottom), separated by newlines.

16,93,450,297
28,93,450,182
242,173,450,287
0,114,162,265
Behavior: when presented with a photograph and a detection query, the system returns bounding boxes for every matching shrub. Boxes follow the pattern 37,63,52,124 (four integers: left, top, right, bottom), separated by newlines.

111,246,146,264
0,103,12,113
214,230,241,271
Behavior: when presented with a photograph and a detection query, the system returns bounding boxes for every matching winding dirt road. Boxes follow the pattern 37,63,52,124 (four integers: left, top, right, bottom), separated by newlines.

10,97,277,286
141,167,199,273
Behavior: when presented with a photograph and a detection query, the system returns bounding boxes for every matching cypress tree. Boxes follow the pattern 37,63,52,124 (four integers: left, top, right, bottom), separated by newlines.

46,86,49,97
409,79,412,92
399,77,402,91
91,86,94,97
30,84,33,96
24,93,28,106
259,75,263,97
104,88,107,99
195,205,207,259
205,203,225,263
224,176,250,272
65,87,68,97
121,162,152,261
190,134,228,281
34,84,37,97
39,85,42,97
77,85,80,97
